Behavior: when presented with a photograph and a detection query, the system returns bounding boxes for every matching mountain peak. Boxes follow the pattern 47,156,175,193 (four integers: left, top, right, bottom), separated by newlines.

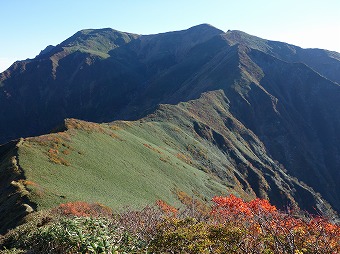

134,23,224,63
54,28,140,58
181,23,224,38
187,23,222,32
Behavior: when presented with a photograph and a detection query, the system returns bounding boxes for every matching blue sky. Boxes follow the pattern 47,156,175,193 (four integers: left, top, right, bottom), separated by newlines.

1,0,339,72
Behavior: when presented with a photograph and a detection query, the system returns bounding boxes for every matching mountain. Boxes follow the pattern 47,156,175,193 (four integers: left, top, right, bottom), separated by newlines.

0,98,335,234
0,24,340,232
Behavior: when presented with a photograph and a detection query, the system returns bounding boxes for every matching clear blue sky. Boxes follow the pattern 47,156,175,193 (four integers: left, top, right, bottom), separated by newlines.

1,0,339,72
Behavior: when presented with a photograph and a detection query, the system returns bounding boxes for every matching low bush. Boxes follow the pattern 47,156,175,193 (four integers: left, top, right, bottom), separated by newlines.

1,217,145,253
1,196,339,253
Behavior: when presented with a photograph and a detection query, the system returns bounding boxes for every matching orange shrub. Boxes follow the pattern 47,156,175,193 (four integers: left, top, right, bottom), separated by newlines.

176,152,193,165
143,143,163,154
55,201,112,218
156,200,178,217
210,194,340,253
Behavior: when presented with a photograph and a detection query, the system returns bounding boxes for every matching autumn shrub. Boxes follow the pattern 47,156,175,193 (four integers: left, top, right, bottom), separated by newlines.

115,205,164,250
47,148,70,166
143,143,163,154
1,196,339,253
149,217,212,253
176,152,193,165
156,200,178,217
54,201,113,218
149,217,256,254
210,194,340,254
176,190,210,220
149,195,340,253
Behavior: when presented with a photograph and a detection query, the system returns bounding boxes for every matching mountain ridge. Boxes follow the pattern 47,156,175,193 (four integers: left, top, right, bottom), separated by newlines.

0,24,339,233
0,91,336,233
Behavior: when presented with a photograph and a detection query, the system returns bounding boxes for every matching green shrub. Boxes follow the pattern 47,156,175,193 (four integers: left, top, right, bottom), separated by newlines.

2,217,145,253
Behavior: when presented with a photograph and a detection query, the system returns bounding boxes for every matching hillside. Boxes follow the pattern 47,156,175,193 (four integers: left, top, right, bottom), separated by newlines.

1,24,339,143
0,24,339,233
0,91,336,233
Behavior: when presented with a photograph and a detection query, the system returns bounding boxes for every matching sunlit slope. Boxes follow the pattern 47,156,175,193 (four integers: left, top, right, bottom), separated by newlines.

17,119,227,210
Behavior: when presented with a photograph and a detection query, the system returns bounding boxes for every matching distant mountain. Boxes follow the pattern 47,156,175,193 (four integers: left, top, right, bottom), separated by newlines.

0,24,339,232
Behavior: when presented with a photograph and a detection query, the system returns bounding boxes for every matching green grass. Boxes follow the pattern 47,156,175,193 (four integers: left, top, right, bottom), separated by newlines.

61,28,139,59
18,119,227,211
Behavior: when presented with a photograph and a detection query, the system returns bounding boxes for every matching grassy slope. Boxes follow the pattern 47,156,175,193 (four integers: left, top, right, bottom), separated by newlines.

18,119,227,211
1,90,336,234
59,28,140,59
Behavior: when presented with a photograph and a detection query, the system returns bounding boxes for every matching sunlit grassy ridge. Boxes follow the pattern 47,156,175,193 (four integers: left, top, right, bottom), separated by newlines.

18,118,227,211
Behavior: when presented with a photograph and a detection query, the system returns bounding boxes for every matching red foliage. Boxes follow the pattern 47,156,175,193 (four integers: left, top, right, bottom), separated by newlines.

211,194,340,253
156,200,178,217
212,194,277,218
248,198,277,214
212,194,251,217
55,201,112,217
